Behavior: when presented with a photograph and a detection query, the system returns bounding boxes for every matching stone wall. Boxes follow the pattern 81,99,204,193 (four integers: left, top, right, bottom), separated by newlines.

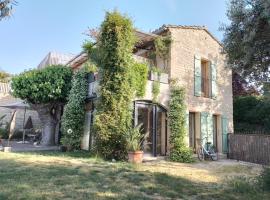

169,27,233,153
0,108,41,131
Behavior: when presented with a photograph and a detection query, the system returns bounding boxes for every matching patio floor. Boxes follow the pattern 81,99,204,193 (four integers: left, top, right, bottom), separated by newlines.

0,140,60,152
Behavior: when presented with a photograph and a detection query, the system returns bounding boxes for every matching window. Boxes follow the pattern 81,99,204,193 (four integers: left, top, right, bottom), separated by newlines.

194,55,217,99
201,59,211,98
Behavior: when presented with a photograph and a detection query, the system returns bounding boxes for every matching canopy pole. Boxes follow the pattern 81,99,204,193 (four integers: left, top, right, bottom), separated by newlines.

22,106,26,143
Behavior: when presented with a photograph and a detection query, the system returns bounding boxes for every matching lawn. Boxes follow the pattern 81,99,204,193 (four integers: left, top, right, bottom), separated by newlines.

0,151,268,200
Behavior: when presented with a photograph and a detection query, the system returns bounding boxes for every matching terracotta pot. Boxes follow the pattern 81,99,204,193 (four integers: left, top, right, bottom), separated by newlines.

128,151,143,163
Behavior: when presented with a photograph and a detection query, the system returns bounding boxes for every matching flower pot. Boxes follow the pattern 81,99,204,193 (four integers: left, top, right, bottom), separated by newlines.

128,151,143,163
4,147,12,152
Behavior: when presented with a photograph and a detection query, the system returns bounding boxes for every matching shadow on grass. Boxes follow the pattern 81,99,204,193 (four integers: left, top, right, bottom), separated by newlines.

15,150,95,159
0,152,269,200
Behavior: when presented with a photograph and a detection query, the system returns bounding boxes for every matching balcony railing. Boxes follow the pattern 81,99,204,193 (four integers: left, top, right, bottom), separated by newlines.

149,71,169,84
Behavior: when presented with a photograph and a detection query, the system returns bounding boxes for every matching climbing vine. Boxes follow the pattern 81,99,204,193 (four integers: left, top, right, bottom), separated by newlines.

131,62,148,97
152,80,160,102
61,68,88,150
168,84,193,163
153,36,172,70
93,11,136,160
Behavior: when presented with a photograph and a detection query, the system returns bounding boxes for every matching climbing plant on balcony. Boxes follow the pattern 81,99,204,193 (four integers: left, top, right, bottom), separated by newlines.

93,11,136,160
61,68,88,150
168,84,193,163
131,62,148,97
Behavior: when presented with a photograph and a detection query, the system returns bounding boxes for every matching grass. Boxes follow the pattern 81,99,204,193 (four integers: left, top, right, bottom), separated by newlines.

0,151,269,200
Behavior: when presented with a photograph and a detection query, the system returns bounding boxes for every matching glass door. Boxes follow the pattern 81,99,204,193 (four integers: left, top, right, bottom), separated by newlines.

135,101,167,156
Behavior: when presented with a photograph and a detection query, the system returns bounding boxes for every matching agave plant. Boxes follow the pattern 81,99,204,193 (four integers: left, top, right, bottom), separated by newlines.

125,124,144,152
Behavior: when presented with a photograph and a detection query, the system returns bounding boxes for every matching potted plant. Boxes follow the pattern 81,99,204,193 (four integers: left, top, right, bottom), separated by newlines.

125,124,144,163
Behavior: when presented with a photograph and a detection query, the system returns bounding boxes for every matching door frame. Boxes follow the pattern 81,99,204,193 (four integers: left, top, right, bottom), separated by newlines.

134,100,168,157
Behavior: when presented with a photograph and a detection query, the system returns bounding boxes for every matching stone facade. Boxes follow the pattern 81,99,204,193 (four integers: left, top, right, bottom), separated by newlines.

168,27,233,153
70,26,233,155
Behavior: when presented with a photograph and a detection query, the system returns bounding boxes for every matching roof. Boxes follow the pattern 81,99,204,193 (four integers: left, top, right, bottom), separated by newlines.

153,24,223,47
67,24,223,69
66,52,88,69
37,52,75,69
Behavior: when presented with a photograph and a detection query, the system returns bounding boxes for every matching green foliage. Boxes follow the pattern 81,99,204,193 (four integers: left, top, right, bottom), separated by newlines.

152,80,160,102
131,62,148,97
11,66,72,104
234,96,270,132
83,61,98,73
221,0,270,82
168,85,193,163
154,36,172,61
61,69,88,150
0,127,8,139
0,71,10,82
124,124,144,152
93,11,136,160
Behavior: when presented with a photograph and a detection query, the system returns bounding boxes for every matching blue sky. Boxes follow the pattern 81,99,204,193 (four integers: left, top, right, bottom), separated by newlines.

0,0,229,74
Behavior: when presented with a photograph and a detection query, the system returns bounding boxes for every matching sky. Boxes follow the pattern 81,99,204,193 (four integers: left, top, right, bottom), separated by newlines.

0,0,229,74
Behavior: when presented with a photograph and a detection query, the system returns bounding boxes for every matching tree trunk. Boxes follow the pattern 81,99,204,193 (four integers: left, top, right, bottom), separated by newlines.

31,103,60,146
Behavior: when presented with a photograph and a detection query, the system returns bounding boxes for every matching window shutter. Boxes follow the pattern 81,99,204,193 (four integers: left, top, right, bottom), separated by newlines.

211,62,217,99
222,116,228,153
194,55,201,96
200,112,208,147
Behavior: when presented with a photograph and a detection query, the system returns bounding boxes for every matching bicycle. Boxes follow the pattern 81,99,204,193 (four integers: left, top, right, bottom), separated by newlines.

196,137,218,161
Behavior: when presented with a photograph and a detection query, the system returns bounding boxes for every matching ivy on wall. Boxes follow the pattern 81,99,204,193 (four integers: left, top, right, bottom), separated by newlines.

152,80,160,102
61,69,88,150
168,84,193,163
131,62,148,98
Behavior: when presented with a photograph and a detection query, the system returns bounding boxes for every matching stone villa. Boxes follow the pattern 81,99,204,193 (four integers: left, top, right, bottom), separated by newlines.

66,25,233,157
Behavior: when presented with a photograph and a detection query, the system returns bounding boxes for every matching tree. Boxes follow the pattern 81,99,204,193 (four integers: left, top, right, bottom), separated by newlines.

11,66,72,146
0,70,10,82
222,0,270,83
61,68,88,150
93,11,136,160
0,0,16,20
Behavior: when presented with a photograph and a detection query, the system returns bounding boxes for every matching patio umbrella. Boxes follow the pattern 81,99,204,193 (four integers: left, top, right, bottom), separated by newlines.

0,101,32,143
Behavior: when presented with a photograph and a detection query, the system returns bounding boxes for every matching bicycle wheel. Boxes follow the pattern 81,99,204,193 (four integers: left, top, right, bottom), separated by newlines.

209,149,218,161
197,147,204,161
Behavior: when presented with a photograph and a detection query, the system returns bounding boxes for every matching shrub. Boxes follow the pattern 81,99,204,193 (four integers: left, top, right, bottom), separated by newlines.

61,69,88,150
168,85,193,163
234,96,270,132
0,127,8,139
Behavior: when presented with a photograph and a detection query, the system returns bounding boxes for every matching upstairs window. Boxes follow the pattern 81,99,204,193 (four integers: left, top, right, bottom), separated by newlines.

194,55,217,99
201,59,211,98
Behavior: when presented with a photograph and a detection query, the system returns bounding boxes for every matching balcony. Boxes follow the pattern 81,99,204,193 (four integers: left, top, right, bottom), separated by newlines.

86,69,170,104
